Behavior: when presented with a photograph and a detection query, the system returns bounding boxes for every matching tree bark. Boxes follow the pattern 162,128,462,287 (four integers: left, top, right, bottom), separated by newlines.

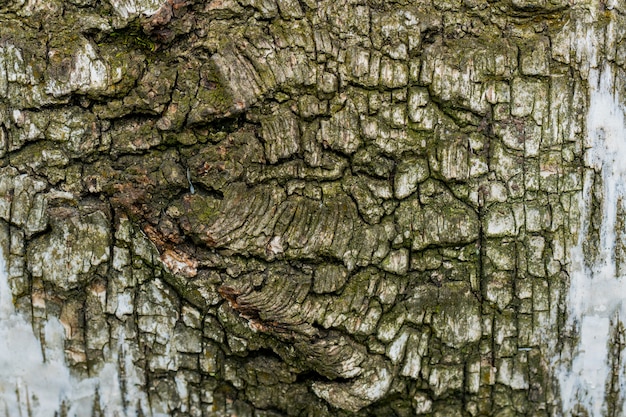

0,0,617,416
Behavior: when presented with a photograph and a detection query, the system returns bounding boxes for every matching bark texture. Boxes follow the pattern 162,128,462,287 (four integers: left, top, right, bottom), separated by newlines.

0,0,616,416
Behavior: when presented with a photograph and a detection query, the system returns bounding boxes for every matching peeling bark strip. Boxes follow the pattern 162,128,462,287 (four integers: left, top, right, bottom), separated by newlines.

0,0,618,415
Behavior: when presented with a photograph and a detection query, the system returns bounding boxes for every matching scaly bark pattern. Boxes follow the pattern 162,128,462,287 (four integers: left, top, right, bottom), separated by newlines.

0,0,616,416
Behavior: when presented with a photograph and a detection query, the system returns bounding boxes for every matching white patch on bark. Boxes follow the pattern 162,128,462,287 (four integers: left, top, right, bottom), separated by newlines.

557,16,626,413
108,0,162,19
0,247,164,416
45,41,109,97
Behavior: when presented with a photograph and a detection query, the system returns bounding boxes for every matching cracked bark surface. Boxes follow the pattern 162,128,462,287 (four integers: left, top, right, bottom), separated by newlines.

0,0,616,415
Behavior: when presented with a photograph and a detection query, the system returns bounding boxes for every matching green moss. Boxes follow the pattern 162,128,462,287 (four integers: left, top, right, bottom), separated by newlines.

99,20,157,52
161,269,209,309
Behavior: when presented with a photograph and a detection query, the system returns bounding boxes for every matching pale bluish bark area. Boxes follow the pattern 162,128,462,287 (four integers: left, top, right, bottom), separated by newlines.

0,0,622,416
